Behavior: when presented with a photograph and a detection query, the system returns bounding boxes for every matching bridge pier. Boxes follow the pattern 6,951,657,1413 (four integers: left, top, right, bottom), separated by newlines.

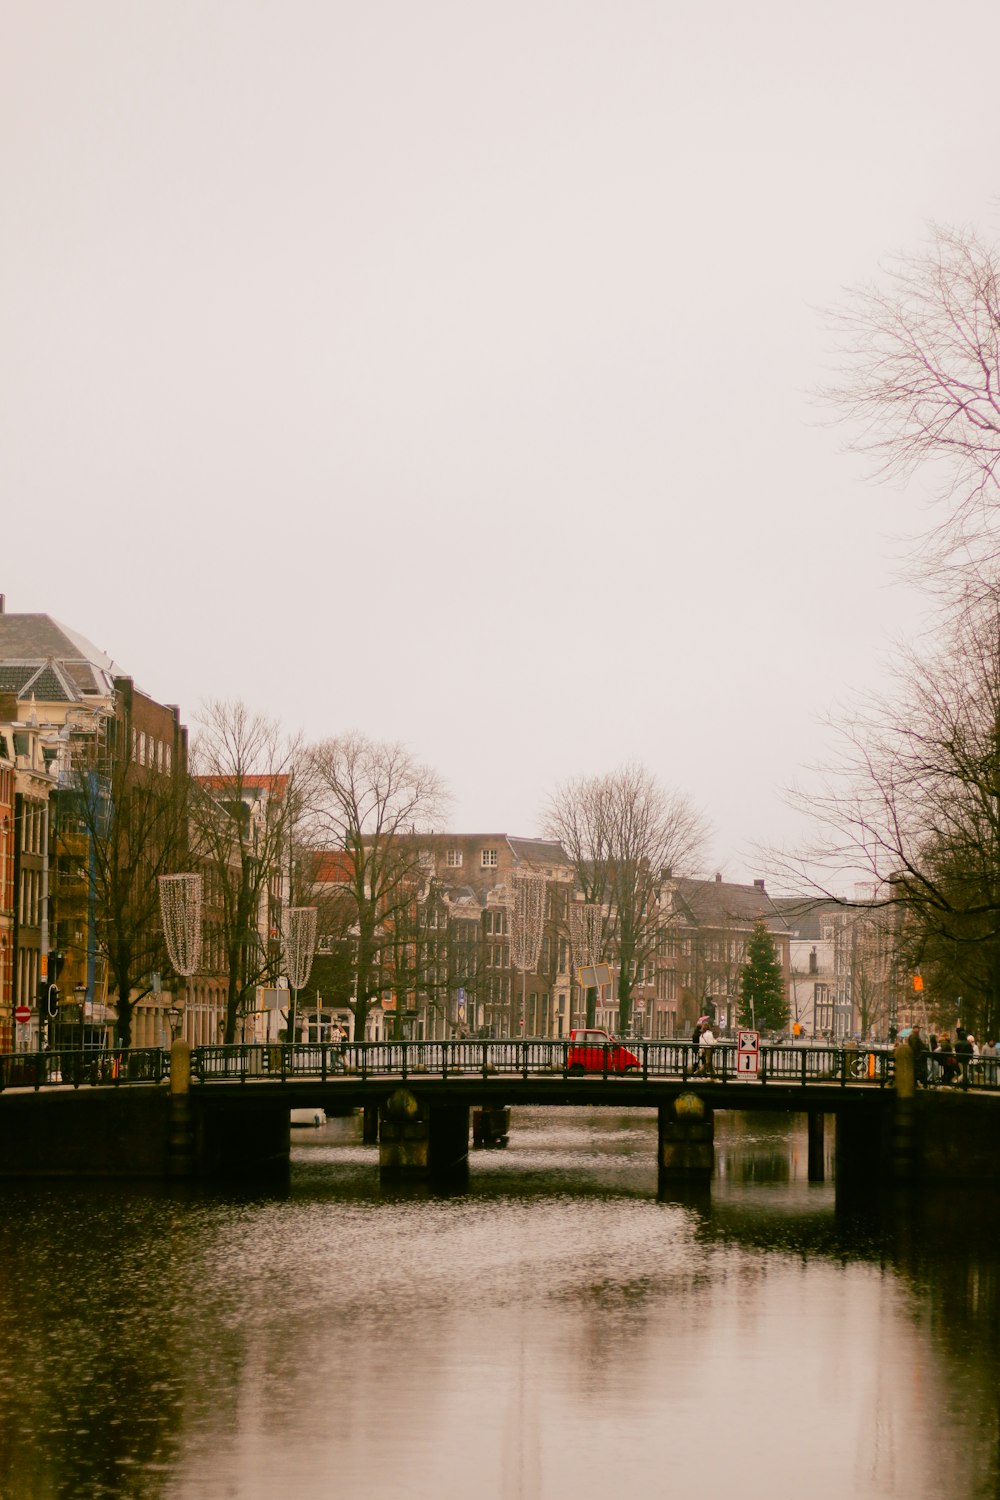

378,1090,470,1178
362,1104,379,1144
807,1111,825,1181
658,1093,714,1182
472,1105,510,1147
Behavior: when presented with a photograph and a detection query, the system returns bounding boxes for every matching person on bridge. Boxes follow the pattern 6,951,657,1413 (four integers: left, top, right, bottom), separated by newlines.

937,1032,960,1086
695,1020,716,1078
906,1025,928,1087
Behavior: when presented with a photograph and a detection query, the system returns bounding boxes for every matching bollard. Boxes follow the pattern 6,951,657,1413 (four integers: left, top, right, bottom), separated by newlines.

892,1042,917,1182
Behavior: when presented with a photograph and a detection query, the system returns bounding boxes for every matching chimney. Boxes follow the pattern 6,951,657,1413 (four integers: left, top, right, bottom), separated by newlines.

754,879,765,891
715,872,722,883
0,593,5,614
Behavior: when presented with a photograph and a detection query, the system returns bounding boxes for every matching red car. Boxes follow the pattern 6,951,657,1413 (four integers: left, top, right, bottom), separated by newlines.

567,1028,639,1075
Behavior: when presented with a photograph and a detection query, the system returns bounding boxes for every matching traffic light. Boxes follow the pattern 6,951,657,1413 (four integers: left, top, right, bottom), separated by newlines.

46,985,59,1019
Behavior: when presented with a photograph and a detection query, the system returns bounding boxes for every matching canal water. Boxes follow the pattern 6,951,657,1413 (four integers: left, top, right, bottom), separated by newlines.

0,1108,996,1500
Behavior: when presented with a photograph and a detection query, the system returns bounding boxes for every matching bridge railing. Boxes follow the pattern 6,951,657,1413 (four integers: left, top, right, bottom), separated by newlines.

6,1040,997,1092
0,1047,168,1092
188,1039,903,1087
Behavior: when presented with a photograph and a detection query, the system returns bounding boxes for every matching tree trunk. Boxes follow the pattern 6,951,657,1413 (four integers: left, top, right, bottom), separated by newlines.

224,947,242,1044
115,991,133,1049
618,973,633,1035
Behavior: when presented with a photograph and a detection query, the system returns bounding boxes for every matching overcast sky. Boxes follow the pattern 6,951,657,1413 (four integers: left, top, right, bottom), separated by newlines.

3,1,999,880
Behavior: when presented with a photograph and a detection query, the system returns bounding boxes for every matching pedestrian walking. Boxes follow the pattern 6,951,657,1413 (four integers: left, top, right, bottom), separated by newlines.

697,1019,716,1078
937,1032,960,1086
907,1024,928,1087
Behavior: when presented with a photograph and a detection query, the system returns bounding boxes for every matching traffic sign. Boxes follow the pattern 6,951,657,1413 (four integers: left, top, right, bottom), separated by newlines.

737,1029,760,1077
14,1006,31,1025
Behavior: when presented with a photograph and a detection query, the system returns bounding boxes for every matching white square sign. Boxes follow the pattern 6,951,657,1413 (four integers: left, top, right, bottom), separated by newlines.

736,1030,760,1077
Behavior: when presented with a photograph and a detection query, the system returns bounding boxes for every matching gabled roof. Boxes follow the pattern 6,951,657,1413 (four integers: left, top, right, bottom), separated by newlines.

310,849,354,884
669,876,792,933
0,658,82,704
507,836,571,867
769,896,845,942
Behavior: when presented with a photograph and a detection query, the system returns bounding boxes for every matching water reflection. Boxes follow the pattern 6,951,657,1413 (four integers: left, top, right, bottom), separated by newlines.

0,1108,995,1499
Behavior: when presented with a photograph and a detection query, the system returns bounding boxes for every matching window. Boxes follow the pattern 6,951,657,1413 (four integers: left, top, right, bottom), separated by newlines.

446,849,463,867
481,849,498,868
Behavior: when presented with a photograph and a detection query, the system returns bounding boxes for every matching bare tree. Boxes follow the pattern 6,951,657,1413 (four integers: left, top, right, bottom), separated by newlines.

188,701,303,1044
826,223,1000,578
304,733,449,1041
785,591,1000,1039
545,764,707,1033
59,729,188,1048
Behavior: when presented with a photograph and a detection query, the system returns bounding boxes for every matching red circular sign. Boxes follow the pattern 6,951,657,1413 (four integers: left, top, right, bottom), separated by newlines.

14,1006,31,1025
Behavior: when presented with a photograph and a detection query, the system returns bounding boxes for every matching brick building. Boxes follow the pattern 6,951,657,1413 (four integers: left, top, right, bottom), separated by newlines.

657,874,793,1036
0,604,193,1047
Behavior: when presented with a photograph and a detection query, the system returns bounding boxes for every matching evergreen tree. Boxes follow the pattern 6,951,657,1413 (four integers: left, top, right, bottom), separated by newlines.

738,918,787,1032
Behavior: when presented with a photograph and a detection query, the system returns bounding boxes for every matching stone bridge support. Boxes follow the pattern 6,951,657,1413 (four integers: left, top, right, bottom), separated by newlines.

807,1111,825,1181
378,1089,470,1178
658,1093,714,1182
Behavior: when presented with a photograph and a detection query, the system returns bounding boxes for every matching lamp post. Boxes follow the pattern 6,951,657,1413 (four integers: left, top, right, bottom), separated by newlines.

74,983,86,1049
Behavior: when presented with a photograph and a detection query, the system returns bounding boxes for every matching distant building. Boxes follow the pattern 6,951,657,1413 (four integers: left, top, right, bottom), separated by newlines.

658,874,792,1035
773,890,904,1039
0,735,13,1042
0,602,192,1046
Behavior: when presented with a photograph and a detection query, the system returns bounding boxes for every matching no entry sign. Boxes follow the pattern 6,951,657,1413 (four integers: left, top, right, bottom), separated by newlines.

14,1006,31,1025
